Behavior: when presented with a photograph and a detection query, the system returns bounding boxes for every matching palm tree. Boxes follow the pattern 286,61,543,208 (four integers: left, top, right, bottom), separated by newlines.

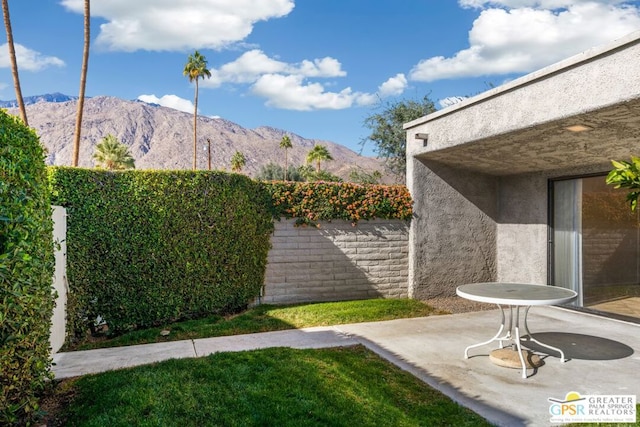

279,134,292,181
231,150,246,172
72,0,90,167
2,0,27,126
93,134,135,170
183,50,211,170
306,144,333,173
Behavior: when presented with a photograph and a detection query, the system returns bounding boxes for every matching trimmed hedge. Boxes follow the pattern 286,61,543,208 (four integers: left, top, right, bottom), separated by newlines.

265,181,413,225
48,168,274,337
48,169,414,340
0,112,55,425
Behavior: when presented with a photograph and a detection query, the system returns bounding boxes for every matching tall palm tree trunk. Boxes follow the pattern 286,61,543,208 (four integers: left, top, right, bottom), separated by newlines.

72,0,90,167
183,50,210,170
193,80,198,170
2,0,27,126
284,149,288,181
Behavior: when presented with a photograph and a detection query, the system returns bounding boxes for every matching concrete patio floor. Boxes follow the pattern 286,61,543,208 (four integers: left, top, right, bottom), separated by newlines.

53,306,639,427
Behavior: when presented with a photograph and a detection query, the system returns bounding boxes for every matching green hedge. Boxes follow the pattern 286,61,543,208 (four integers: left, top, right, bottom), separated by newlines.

265,181,413,225
49,169,414,340
0,112,55,425
49,168,274,337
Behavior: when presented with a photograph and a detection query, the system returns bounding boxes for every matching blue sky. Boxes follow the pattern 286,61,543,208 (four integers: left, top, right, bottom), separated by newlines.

2,0,640,156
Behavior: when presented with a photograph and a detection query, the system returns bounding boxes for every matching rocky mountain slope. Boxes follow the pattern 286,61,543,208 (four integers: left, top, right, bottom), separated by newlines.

7,96,386,180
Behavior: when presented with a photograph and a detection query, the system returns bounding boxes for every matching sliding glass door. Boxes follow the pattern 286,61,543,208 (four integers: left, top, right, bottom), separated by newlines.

553,179,583,306
552,175,640,320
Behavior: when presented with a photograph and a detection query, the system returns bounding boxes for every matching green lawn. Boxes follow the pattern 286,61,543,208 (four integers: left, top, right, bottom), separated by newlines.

51,345,490,427
68,298,446,351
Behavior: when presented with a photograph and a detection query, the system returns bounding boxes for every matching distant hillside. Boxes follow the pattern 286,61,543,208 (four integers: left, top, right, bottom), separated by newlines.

0,92,78,108
6,95,387,181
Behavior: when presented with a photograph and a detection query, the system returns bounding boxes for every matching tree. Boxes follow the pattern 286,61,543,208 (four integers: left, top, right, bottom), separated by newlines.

93,134,135,170
279,134,293,180
255,162,304,182
2,0,27,126
183,50,211,170
306,144,333,173
299,165,342,182
606,157,640,210
362,95,436,180
349,168,382,184
230,150,246,172
72,0,90,167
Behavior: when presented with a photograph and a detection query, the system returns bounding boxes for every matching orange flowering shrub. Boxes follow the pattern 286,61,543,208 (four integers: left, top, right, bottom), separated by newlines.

264,181,413,225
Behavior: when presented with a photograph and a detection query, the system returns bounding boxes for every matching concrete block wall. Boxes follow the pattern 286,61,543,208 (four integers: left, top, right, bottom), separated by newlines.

582,228,638,290
263,218,409,304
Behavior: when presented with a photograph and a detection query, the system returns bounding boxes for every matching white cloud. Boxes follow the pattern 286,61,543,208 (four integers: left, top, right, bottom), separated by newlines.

207,50,287,87
0,43,65,71
355,93,378,106
297,57,346,78
378,73,407,97
137,94,195,113
204,49,346,88
200,49,390,110
459,0,629,8
60,0,295,52
438,96,468,109
250,74,375,111
410,1,640,82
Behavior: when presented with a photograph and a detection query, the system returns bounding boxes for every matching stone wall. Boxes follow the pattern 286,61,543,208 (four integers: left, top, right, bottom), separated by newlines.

262,219,409,304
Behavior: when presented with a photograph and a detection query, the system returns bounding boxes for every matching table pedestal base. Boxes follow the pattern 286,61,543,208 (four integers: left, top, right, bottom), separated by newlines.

489,348,544,369
464,305,566,378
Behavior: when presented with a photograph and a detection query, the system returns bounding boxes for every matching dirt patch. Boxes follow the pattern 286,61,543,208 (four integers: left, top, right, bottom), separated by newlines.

423,296,496,314
38,379,78,426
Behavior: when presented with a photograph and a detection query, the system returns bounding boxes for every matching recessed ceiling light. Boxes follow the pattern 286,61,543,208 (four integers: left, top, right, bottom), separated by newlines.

565,124,593,132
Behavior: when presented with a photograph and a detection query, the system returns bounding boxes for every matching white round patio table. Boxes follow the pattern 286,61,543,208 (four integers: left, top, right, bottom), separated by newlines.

456,282,577,379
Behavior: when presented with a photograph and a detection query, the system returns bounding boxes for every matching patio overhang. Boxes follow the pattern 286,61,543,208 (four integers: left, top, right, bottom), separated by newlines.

405,30,640,177
404,30,640,303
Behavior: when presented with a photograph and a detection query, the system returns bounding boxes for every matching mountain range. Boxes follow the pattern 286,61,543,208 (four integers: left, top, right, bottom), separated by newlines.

3,94,387,181
0,92,78,108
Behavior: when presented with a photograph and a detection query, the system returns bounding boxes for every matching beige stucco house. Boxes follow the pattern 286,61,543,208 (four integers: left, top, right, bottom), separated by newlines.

405,30,640,322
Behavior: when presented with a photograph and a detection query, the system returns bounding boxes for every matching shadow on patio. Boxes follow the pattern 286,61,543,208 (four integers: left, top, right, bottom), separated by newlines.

336,306,639,427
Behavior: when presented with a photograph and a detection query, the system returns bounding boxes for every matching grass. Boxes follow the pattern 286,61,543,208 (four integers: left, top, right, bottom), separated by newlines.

68,298,445,351
48,345,490,427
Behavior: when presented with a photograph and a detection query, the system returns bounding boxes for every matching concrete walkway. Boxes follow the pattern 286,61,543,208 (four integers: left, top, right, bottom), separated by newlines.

52,307,640,427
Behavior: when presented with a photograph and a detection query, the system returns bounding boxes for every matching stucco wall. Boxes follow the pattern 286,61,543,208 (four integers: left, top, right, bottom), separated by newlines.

50,206,67,354
496,173,549,284
494,165,616,286
404,33,640,300
263,218,409,304
407,160,615,299
405,33,640,156
407,158,498,299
